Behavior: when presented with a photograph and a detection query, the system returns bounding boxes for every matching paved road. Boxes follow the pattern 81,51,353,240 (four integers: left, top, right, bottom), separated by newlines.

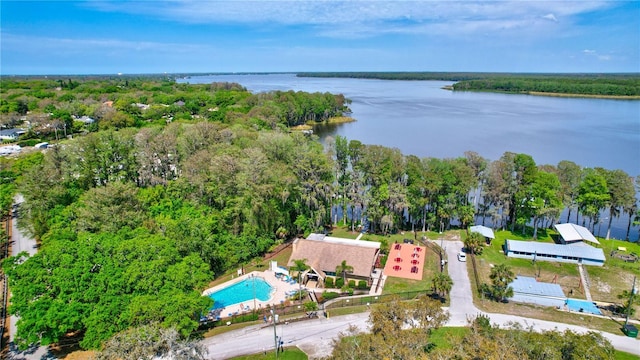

7,195,53,360
203,239,640,359
202,313,370,359
444,240,640,356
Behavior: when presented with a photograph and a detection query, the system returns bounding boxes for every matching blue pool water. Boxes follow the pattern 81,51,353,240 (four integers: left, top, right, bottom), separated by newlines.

208,277,274,309
566,298,601,315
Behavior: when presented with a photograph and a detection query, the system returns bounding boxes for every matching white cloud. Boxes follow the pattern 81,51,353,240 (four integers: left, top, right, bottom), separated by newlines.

84,0,611,39
1,32,211,54
581,49,612,61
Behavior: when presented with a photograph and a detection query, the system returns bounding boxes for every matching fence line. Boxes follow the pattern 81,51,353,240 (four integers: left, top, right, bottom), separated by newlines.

263,241,293,261
470,253,481,292
198,288,433,331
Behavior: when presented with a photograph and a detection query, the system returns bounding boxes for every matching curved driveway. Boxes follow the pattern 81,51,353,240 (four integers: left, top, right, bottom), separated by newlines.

202,239,640,359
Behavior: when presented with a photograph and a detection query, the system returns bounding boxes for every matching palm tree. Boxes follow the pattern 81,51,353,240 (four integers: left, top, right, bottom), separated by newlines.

335,260,354,286
431,273,453,300
464,231,484,255
291,258,309,302
623,202,637,241
489,264,515,302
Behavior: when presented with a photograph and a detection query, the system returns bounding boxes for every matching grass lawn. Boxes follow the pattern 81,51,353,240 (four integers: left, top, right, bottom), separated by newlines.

429,326,469,350
326,305,369,317
615,350,640,360
586,238,640,306
229,347,308,360
328,226,360,239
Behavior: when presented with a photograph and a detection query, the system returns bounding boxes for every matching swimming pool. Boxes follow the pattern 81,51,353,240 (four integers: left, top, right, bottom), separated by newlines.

208,277,274,309
566,298,602,315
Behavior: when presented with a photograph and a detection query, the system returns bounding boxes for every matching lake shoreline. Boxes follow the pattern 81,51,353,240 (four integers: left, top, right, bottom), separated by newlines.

292,116,357,131
442,86,640,100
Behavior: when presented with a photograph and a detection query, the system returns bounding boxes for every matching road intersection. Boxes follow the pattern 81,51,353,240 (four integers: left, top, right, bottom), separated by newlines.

202,239,640,359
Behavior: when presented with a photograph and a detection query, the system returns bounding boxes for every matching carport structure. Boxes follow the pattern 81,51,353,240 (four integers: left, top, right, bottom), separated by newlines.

470,225,495,244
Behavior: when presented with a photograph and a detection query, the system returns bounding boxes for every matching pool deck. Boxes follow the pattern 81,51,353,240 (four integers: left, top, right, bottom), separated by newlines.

203,270,302,318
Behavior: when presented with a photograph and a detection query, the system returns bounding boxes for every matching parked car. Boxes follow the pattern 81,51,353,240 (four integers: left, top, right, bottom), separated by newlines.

457,252,467,262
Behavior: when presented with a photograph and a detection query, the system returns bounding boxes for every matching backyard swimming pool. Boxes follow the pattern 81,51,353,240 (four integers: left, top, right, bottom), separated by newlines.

208,277,274,309
566,298,602,315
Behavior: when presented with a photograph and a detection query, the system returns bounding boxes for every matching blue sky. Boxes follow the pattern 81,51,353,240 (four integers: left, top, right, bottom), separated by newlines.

1,0,639,74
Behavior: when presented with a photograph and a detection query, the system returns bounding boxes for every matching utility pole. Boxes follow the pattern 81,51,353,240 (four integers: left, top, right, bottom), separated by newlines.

271,309,278,359
625,276,636,326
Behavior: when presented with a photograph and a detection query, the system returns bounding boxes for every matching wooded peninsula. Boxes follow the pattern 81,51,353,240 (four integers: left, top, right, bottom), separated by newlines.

297,72,640,98
0,77,638,356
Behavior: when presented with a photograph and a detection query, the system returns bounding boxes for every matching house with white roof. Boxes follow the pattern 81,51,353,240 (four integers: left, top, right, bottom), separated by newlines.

504,223,605,266
553,223,599,245
0,128,26,141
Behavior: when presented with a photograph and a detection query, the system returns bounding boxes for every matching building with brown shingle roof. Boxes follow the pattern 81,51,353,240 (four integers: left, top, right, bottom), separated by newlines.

287,233,381,287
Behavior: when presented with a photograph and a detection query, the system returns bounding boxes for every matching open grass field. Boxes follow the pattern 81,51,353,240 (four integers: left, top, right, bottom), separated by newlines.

586,238,640,304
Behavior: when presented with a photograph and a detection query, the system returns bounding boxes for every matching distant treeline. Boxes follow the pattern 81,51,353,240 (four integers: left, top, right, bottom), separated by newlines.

297,72,640,97
452,77,640,97
297,72,488,81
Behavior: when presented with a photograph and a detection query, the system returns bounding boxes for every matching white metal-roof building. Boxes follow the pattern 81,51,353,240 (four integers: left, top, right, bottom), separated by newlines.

554,223,599,244
504,239,605,266
470,225,495,243
508,276,566,307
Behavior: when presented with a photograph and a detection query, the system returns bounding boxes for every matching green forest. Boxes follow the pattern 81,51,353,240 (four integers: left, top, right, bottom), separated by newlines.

0,77,638,352
297,72,640,97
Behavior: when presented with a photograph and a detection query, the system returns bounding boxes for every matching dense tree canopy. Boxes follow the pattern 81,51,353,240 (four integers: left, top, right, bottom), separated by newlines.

4,231,213,349
1,77,638,351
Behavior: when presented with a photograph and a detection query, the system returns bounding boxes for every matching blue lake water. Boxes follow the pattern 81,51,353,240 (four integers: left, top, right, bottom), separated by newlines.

179,74,640,240
208,277,273,309
179,73,639,176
